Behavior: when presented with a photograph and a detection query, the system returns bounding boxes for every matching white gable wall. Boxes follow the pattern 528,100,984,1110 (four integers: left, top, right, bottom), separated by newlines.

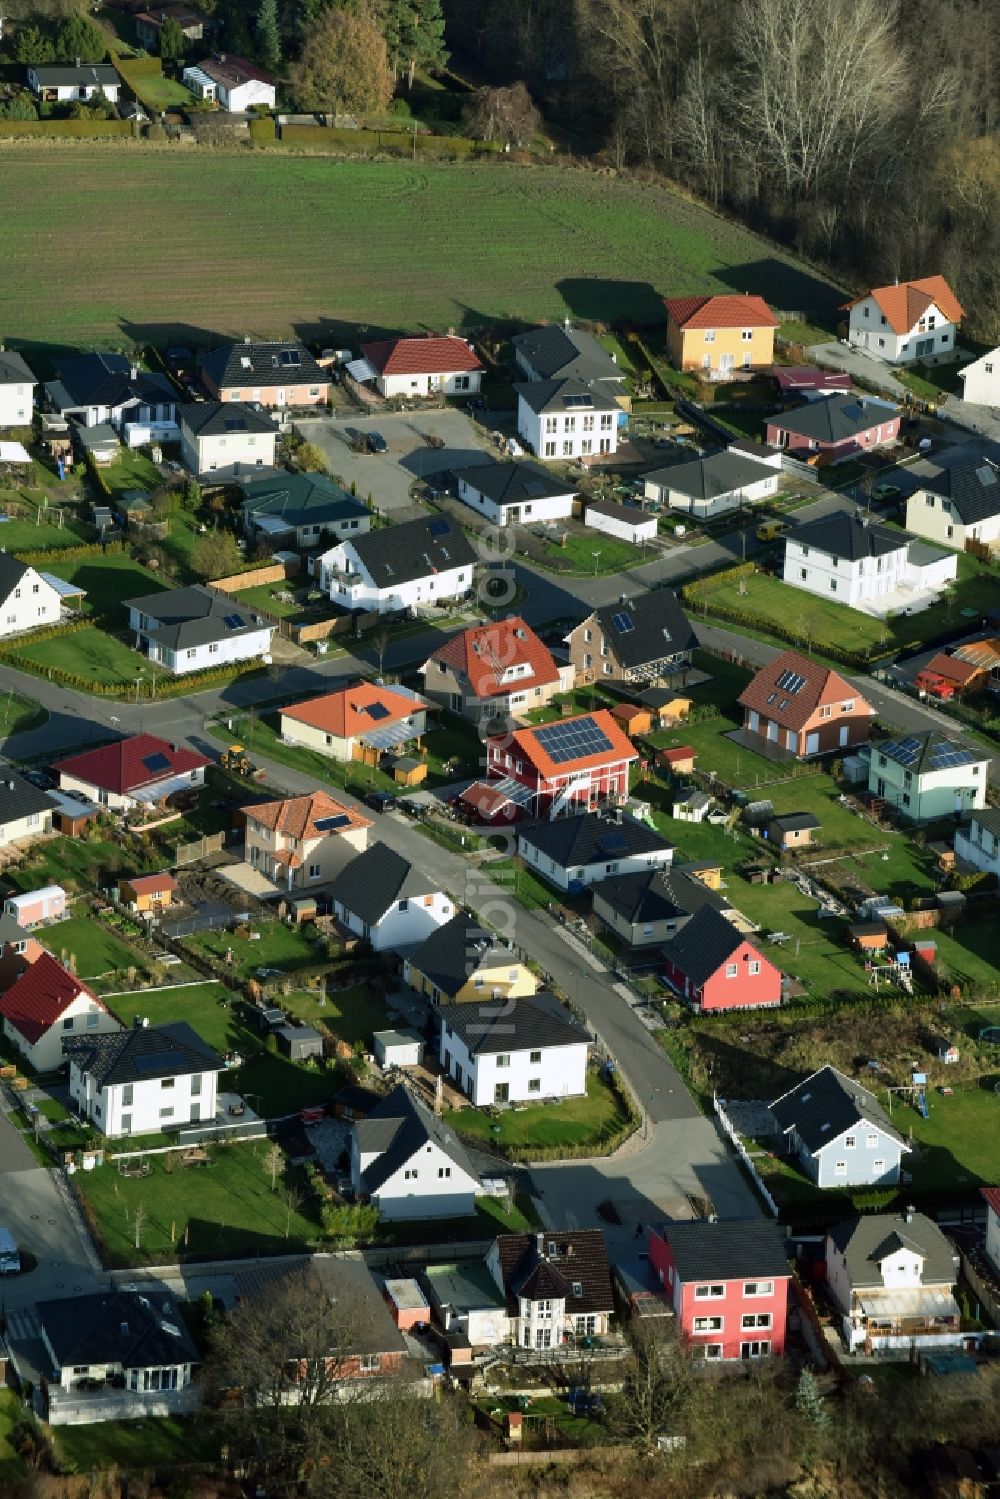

456,476,574,526
6,992,121,1074
847,296,957,365
319,539,472,614
0,378,35,428
439,1023,588,1106
367,1140,479,1220
70,1056,220,1137
0,566,63,638
959,348,1000,405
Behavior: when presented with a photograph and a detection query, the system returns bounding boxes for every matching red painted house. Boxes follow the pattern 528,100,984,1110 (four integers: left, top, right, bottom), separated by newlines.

661,906,782,1012
648,1219,791,1362
460,710,638,823
765,393,901,464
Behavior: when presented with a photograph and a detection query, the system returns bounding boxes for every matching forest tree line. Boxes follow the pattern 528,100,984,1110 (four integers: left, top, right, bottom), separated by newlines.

444,0,1000,339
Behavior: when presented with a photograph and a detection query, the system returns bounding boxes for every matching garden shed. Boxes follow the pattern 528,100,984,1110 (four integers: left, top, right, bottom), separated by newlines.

373,1028,425,1070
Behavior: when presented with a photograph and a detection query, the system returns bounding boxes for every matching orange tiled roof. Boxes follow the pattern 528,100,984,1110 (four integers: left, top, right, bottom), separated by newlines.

361,335,483,376
281,683,427,739
738,650,873,732
245,790,371,841
664,294,779,331
497,710,639,780
428,617,560,700
843,275,964,335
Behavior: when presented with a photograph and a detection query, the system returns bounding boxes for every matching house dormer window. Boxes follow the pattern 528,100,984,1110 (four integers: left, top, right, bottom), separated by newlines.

572,1281,583,1297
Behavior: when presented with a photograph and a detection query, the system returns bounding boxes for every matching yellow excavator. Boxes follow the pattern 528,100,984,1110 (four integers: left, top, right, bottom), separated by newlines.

220,744,254,777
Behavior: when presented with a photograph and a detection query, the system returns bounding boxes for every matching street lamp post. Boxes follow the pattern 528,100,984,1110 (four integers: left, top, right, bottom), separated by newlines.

592,550,602,576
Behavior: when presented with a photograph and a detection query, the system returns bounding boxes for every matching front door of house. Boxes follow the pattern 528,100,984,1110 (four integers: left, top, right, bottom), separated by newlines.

720,352,734,374
494,1082,509,1104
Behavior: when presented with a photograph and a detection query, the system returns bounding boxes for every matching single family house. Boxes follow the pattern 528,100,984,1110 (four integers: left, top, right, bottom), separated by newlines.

439,992,589,1106
0,953,121,1073
461,710,637,824
279,682,429,763
487,1230,615,1351
592,864,732,948
451,461,577,526
403,913,539,1006
244,790,371,889
642,443,783,521
565,589,697,688
45,353,176,444
648,1218,790,1361
124,584,274,674
515,379,622,462
737,650,873,758
420,615,567,727
954,807,1000,879
516,810,674,893
54,735,209,812
843,275,963,365
905,460,1000,552
664,293,778,377
27,63,120,102
319,515,475,614
182,53,276,110
0,768,55,845
783,512,956,616
825,1208,962,1351
178,401,278,480
868,731,988,822
351,1083,481,1220
511,324,626,392
0,350,36,429
327,843,452,951
766,394,901,462
958,346,1000,406
199,338,329,409
241,471,370,548
68,1019,224,1137
770,1065,909,1189
661,906,782,1012
135,6,209,50
356,334,482,399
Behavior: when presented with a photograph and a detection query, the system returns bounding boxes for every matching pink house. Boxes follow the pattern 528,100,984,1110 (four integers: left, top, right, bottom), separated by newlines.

661,907,782,1013
766,394,901,464
648,1219,791,1362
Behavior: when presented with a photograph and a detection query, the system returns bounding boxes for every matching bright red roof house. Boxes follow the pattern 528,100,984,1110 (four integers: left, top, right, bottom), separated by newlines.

54,736,209,811
421,617,564,724
459,709,638,824
358,335,483,400
0,952,121,1071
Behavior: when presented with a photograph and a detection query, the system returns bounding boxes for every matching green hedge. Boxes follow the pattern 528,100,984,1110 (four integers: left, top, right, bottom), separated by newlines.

0,119,133,138
0,647,267,700
17,540,122,566
276,122,493,156
249,116,276,142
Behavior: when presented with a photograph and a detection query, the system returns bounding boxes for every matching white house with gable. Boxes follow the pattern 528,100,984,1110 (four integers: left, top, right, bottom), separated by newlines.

843,276,964,365
351,1083,481,1220
438,994,589,1106
958,346,1000,406
326,843,452,951
954,807,1000,878
783,511,956,618
319,514,476,615
68,1020,224,1138
0,351,36,429
825,1209,962,1352
182,54,275,111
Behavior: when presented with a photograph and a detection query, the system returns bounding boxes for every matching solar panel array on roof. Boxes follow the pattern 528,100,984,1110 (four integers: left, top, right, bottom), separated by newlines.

564,393,594,409
775,669,806,694
365,702,391,721
313,813,352,832
427,517,450,537
279,350,301,367
141,752,170,774
930,741,974,769
598,832,628,856
611,611,634,633
133,1051,176,1074
885,736,923,767
223,613,245,630
534,717,614,764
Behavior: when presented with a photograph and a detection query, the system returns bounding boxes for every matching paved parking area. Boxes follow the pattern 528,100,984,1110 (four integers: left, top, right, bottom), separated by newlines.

295,408,496,513
810,341,906,398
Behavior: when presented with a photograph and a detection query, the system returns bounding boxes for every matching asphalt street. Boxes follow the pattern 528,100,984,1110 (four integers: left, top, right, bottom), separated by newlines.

0,1112,102,1315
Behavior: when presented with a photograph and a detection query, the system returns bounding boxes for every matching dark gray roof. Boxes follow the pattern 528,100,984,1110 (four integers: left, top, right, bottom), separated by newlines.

327,843,437,925
36,1290,200,1373
67,1020,224,1088
124,583,269,649
657,1219,790,1284
588,588,697,669
773,393,899,443
0,911,31,948
969,807,1000,839
661,905,756,987
874,730,981,777
511,325,624,385
0,767,57,828
769,812,821,832
408,913,514,998
593,866,728,926
355,1083,480,1195
179,401,277,438
496,1230,613,1315
344,515,476,590
241,472,368,529
200,338,327,392
439,992,588,1057
517,811,672,871
52,353,174,412
917,459,1000,525
770,1065,906,1154
0,351,35,387
827,1212,959,1288
644,447,779,502
514,377,621,416
30,64,120,87
790,512,906,562
588,498,654,524
452,461,576,507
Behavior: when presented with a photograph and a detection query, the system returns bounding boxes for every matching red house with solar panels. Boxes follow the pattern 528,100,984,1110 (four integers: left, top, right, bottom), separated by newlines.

459,710,638,823
54,735,209,814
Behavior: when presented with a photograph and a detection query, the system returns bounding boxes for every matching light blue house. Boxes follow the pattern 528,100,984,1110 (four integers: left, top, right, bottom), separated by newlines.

770,1065,909,1189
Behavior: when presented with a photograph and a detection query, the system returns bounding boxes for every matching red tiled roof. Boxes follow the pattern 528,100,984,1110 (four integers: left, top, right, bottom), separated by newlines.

664,294,779,331
842,276,964,335
925,652,979,686
361,335,483,377
54,736,208,796
0,952,105,1044
123,873,178,896
428,617,560,700
458,782,521,822
281,684,427,740
982,1187,1000,1216
738,650,873,733
245,789,371,840
660,746,696,765
498,710,639,780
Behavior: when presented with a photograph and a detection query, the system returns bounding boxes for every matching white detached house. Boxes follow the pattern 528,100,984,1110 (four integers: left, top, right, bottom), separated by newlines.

182,54,276,111
68,1020,225,1138
326,843,452,952
351,1083,481,1220
958,346,1000,406
843,275,964,366
0,954,122,1074
0,556,66,638
438,994,589,1107
319,515,476,615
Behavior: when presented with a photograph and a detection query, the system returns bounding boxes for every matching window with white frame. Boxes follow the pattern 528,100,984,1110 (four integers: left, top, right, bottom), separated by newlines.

741,1313,771,1329
694,1284,725,1299
725,963,738,978
693,1316,723,1333
743,1281,773,1297
748,961,761,976
834,1160,847,1177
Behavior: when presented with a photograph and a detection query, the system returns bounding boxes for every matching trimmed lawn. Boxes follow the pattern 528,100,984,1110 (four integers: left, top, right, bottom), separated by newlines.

778,318,835,347
235,581,313,620
522,685,619,725
184,924,330,982
46,552,167,617
11,625,170,690
901,1085,1000,1191
43,915,149,981
448,1069,631,1150
117,982,242,1053
280,985,390,1047
0,507,94,552
0,689,46,736
0,1391,26,1486
486,857,558,912
100,450,162,500
927,928,1000,996
75,1142,321,1266
544,533,649,575
52,1415,218,1473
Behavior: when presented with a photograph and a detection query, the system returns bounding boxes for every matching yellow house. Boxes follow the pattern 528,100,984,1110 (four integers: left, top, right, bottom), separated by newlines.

402,913,539,1005
664,294,778,377
120,873,178,914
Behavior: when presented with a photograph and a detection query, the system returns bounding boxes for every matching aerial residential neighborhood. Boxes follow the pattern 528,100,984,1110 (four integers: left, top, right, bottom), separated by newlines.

0,2,997,1495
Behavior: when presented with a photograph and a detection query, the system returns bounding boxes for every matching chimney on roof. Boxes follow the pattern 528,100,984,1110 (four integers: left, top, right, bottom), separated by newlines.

564,317,571,331
130,365,139,381
536,1231,545,1257
76,55,81,68
903,1204,915,1223
244,333,251,344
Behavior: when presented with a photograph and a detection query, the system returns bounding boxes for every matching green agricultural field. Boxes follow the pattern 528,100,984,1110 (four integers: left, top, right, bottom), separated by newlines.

0,153,842,347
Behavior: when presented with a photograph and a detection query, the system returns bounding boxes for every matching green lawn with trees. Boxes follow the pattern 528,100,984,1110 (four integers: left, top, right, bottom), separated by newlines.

0,154,841,347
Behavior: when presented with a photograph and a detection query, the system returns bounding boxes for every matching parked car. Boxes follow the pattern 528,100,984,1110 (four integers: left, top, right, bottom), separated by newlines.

873,482,900,502
914,670,955,700
364,790,397,813
367,431,388,454
22,769,54,789
755,519,789,543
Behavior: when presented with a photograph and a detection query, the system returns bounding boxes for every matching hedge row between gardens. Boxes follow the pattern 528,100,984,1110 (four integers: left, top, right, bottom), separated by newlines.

0,119,133,137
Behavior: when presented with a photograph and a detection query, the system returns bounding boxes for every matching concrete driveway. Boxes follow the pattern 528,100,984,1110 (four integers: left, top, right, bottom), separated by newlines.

296,409,496,514
810,341,906,398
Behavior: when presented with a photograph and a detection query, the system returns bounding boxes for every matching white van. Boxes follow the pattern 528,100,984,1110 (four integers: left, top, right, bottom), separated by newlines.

0,1227,20,1275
